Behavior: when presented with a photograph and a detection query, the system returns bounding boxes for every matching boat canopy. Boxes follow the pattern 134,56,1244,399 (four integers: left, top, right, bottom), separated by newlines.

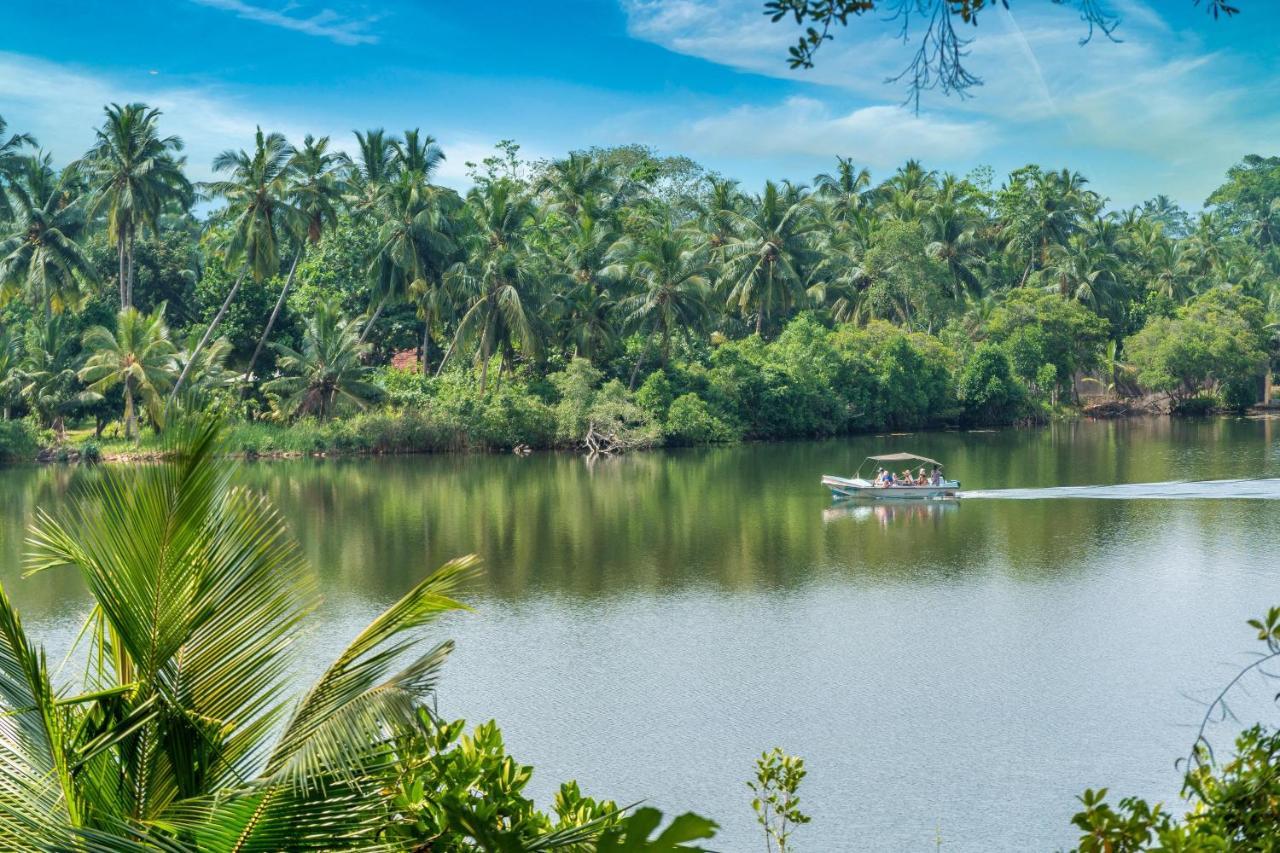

865,452,942,467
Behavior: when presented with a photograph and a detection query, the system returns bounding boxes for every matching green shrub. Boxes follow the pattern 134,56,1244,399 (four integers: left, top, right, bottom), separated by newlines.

0,420,38,462
78,440,102,464
1172,394,1217,417
635,369,674,419
957,344,1026,426
665,394,737,445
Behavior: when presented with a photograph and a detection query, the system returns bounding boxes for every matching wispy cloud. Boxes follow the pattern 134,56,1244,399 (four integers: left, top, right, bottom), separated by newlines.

189,0,379,46
0,51,516,193
680,97,988,168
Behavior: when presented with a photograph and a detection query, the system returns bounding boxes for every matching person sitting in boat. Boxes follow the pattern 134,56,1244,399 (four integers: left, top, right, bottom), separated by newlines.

878,468,892,486
929,466,943,486
900,469,915,485
915,467,928,485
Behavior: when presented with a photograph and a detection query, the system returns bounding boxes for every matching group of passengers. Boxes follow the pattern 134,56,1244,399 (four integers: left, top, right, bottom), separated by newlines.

875,465,943,487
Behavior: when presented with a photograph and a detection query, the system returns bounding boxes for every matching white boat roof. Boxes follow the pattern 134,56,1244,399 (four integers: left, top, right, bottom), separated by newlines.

866,452,942,467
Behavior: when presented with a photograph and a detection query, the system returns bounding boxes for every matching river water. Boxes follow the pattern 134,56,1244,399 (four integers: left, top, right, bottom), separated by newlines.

2,416,1279,850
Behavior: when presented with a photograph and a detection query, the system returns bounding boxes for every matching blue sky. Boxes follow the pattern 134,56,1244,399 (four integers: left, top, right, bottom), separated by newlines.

2,0,1278,209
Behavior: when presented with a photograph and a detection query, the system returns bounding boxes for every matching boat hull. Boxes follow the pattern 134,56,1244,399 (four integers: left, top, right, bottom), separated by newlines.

821,474,959,500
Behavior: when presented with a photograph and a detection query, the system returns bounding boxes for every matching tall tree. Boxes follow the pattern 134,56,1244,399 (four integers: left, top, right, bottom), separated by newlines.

80,103,193,309
0,114,36,222
243,134,349,389
264,298,379,419
0,156,96,318
172,128,295,402
442,180,539,393
619,219,712,384
80,304,178,440
722,180,818,335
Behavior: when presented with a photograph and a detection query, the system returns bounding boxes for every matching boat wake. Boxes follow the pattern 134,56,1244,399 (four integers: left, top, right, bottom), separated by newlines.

962,478,1280,501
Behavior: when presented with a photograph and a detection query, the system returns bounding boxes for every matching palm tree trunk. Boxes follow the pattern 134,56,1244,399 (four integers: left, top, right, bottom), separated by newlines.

118,235,128,309
124,382,136,442
755,309,764,336
242,251,301,395
356,297,387,347
421,320,432,377
171,265,247,404
629,335,654,390
126,230,136,310
479,346,490,395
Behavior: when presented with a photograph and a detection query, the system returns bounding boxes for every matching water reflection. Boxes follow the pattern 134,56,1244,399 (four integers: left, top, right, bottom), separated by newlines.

822,498,958,527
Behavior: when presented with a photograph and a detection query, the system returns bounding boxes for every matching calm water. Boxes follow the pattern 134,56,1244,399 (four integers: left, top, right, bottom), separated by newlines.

3,416,1280,851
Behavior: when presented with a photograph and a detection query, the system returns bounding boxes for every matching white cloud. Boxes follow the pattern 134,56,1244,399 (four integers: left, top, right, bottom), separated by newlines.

0,52,534,195
682,97,988,168
188,0,379,45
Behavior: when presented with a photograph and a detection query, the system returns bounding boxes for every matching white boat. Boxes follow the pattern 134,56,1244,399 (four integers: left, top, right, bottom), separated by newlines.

822,452,960,500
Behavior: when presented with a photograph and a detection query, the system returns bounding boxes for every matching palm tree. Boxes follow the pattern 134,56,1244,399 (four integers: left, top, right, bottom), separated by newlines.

441,180,539,393
619,220,711,385
18,314,82,436
806,207,875,324
2,416,477,849
923,185,984,301
693,176,744,265
0,325,22,419
172,128,295,402
264,299,379,419
79,103,193,309
813,156,872,221
0,114,36,221
1004,168,1097,285
536,151,613,219
0,156,96,318
722,180,818,335
79,305,179,440
243,134,349,391
553,213,625,363
390,128,445,180
366,172,457,352
349,127,398,208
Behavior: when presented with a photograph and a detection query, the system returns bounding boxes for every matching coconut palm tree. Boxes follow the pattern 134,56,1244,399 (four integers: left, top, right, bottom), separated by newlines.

264,299,379,419
722,180,818,335
0,156,96,318
441,180,539,393
813,156,872,221
79,102,193,309
79,305,179,440
619,219,711,385
172,128,296,402
806,207,875,324
365,170,458,351
0,114,36,221
1,416,477,850
390,128,445,181
18,314,83,436
349,127,398,209
0,325,22,419
243,134,349,390
923,189,984,301
536,151,614,219
552,212,625,363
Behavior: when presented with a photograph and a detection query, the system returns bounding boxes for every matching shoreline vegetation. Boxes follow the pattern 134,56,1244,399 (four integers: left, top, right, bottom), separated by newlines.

1,110,1280,468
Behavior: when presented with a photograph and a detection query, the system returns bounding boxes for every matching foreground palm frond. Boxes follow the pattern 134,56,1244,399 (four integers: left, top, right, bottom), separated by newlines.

0,416,475,851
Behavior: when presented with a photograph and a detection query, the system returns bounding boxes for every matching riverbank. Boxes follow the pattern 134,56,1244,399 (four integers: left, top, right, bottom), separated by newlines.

12,403,1276,467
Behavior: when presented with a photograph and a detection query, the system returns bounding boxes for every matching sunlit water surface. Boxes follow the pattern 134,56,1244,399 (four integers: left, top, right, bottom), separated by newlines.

3,416,1280,851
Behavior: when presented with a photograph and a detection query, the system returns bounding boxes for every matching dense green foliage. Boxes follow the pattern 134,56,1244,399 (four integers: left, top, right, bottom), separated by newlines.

2,107,1280,460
